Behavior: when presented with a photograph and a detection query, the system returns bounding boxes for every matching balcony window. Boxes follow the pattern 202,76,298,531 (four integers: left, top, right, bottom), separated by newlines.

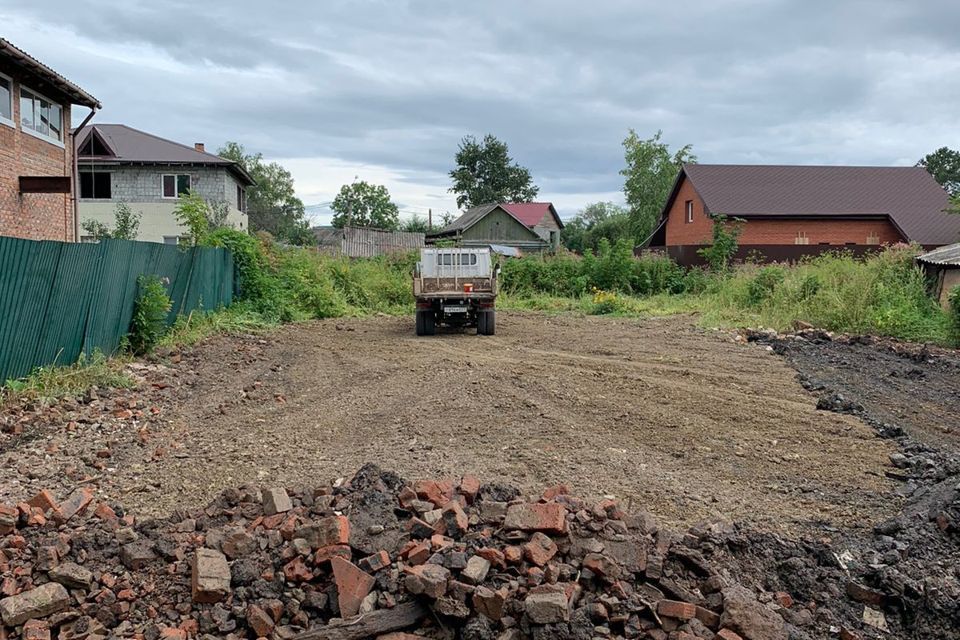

20,87,63,142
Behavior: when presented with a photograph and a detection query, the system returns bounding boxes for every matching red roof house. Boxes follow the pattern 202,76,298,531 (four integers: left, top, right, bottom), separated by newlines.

429,202,563,252
648,164,959,264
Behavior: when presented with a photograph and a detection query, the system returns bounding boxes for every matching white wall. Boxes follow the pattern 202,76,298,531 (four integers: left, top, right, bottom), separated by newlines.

78,201,247,244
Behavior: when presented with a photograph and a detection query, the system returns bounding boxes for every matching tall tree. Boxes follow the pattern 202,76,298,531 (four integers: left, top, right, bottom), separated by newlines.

449,134,539,209
917,147,960,196
330,180,400,230
217,142,312,244
621,130,696,243
561,202,631,254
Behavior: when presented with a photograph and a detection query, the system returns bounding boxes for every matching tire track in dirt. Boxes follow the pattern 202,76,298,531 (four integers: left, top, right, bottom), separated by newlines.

119,312,898,534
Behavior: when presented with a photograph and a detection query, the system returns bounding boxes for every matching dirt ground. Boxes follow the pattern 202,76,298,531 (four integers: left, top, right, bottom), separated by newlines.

3,311,899,534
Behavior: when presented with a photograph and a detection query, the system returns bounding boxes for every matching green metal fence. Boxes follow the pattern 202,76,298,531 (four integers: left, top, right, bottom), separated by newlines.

0,236,234,381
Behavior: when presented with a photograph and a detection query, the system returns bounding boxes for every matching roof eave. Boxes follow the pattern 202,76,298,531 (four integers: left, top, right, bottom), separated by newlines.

0,39,101,109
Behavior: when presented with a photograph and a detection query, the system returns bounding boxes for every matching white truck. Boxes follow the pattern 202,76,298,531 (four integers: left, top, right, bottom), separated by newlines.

413,247,499,336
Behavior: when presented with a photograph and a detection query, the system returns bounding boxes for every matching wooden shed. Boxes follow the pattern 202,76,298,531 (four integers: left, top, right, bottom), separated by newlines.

427,202,562,252
917,242,960,309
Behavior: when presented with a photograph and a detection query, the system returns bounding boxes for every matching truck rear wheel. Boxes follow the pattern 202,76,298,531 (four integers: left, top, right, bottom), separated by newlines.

424,311,436,335
478,309,495,336
417,310,436,336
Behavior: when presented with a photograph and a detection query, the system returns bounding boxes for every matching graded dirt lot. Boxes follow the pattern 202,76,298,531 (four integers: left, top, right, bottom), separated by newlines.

71,312,900,533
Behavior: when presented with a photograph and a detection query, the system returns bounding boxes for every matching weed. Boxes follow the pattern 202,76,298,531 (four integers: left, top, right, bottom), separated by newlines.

129,275,173,355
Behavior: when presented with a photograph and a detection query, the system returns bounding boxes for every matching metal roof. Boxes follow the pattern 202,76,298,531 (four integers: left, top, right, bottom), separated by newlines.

663,164,960,246
436,202,561,235
917,242,960,266
75,124,255,186
0,38,100,108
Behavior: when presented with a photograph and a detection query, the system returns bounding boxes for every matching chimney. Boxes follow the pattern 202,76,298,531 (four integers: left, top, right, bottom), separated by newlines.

194,143,205,152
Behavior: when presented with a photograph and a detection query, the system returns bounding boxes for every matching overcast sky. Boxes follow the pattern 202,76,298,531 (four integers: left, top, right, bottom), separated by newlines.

4,1,959,225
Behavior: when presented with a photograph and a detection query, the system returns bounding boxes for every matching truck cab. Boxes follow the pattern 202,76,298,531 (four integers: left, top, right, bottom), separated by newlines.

413,248,499,335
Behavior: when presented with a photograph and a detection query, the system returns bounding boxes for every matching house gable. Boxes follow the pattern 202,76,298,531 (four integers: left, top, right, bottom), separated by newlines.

459,206,543,243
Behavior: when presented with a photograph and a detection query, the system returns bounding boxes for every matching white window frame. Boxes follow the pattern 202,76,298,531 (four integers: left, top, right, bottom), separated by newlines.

161,173,191,199
0,71,13,130
685,200,694,223
19,85,64,147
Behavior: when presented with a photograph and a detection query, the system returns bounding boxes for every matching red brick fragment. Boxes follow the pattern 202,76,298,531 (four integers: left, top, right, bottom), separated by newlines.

716,630,745,640
283,556,313,582
27,490,58,514
541,485,569,501
657,599,697,619
313,545,352,565
523,532,558,567
458,475,481,503
774,591,794,608
330,557,375,618
504,502,567,534
247,604,274,637
22,620,49,640
359,550,391,573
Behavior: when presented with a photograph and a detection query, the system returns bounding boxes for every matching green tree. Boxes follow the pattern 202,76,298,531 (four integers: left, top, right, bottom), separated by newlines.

173,191,210,246
621,130,696,244
917,147,960,196
561,202,631,254
81,202,141,240
449,134,539,209
217,141,312,244
330,180,401,230
400,214,430,233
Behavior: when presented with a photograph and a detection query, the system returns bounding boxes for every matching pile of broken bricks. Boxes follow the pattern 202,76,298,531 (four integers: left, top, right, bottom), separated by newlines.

1,464,831,640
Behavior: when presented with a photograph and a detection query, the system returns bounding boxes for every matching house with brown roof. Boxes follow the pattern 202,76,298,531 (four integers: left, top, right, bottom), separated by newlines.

647,164,960,265
75,124,255,244
0,38,100,242
428,202,563,253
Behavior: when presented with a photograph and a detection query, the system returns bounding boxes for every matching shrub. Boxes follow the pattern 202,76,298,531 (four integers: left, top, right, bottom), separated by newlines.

129,275,172,355
698,216,743,272
949,286,960,345
747,266,786,306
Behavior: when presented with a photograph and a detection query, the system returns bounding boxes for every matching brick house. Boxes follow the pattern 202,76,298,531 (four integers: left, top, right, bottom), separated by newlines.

75,124,254,243
647,164,960,265
428,202,563,253
0,38,100,242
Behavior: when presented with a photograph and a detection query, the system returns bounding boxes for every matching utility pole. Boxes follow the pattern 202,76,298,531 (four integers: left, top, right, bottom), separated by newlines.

428,208,432,230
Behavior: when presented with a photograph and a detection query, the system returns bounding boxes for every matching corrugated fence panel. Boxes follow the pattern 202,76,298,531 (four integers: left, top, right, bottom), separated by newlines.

33,243,98,370
0,236,235,382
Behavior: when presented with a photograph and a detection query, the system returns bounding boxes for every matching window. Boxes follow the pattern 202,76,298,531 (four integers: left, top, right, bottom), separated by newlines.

163,236,181,245
794,231,809,245
436,253,478,266
685,200,694,223
236,185,246,212
80,236,98,244
0,74,11,124
866,233,880,245
79,171,111,199
20,87,62,142
162,174,191,198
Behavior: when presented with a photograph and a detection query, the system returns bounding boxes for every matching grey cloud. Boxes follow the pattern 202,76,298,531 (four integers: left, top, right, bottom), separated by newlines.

5,0,959,207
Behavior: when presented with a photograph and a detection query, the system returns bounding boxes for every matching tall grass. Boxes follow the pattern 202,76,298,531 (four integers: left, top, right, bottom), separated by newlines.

1,351,134,405
699,247,951,343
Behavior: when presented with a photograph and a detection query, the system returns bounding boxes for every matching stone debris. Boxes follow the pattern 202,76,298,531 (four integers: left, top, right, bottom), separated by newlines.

0,464,948,639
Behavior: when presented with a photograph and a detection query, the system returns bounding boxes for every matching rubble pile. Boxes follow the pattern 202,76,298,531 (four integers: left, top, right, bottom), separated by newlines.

0,464,838,640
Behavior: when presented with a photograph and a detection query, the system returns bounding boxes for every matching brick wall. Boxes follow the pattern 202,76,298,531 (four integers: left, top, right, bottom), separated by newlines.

0,74,74,241
664,177,712,245
664,175,906,247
